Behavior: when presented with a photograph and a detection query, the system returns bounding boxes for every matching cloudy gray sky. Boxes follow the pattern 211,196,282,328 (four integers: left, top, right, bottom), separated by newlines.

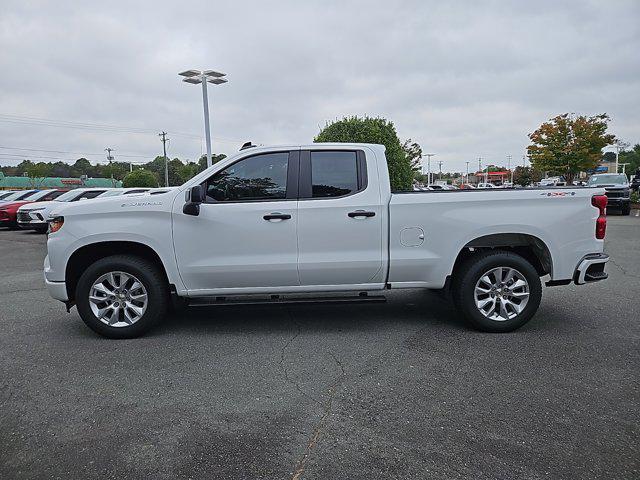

1,0,639,172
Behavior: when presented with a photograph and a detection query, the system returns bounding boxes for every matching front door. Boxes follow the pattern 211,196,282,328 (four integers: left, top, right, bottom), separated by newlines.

173,150,300,294
296,148,384,287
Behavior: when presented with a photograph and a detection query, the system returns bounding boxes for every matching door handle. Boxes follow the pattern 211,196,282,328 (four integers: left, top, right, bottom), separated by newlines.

348,210,376,218
263,213,291,221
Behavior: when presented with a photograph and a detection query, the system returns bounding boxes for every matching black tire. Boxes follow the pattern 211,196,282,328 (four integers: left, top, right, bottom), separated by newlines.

75,254,169,338
452,250,542,333
621,203,631,216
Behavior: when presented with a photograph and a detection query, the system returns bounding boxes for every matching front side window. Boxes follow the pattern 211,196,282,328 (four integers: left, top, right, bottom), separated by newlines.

310,151,358,198
205,152,289,202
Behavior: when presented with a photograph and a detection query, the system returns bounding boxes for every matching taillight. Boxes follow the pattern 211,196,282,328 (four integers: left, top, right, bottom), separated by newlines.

592,195,607,239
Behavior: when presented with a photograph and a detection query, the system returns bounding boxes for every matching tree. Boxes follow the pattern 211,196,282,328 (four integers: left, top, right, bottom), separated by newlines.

197,154,226,173
513,166,542,187
71,158,93,177
619,144,640,177
123,169,158,188
26,162,52,188
314,116,413,191
527,113,616,184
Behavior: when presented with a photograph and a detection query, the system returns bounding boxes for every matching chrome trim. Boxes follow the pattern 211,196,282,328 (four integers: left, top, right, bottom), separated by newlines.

575,254,609,285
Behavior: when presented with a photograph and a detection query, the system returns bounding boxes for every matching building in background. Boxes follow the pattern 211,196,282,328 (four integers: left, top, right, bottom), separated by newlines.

0,172,121,190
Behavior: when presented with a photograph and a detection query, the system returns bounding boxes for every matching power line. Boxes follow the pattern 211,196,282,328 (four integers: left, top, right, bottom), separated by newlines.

0,113,247,144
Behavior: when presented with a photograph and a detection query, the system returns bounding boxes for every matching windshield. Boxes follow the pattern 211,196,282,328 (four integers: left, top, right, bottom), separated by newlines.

54,189,84,202
26,190,57,201
588,174,628,186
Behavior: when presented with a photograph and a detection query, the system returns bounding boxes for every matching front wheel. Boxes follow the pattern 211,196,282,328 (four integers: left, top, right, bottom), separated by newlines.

75,255,169,338
452,251,542,332
621,203,631,216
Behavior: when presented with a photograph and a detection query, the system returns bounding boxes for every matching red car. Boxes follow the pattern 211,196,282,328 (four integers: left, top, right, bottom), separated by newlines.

0,190,66,229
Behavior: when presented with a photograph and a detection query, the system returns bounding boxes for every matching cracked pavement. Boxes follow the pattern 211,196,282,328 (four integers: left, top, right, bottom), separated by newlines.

1,214,639,479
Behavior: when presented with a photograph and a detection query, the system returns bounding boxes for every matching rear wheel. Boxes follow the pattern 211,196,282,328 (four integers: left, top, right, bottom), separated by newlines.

452,251,542,332
75,255,168,338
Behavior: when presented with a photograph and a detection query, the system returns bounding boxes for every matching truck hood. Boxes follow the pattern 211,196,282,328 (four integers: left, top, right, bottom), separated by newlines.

50,190,180,218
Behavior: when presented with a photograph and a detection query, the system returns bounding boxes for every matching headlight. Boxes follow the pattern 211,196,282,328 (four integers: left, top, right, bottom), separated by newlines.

48,216,64,234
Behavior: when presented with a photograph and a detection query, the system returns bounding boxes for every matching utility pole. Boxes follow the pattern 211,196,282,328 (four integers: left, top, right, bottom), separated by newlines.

105,147,115,187
465,161,470,184
422,154,436,185
477,157,482,185
159,132,169,187
438,161,443,180
615,144,620,173
507,154,513,183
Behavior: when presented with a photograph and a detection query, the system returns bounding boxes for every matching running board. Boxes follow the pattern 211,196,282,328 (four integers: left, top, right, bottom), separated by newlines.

188,293,387,307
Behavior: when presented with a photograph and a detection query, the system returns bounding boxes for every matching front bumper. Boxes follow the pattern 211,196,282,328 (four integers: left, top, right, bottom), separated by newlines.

606,198,630,207
574,253,609,285
17,211,47,229
45,278,69,301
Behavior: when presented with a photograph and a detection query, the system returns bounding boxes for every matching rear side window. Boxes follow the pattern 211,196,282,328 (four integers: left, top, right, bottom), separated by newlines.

205,152,289,202
310,151,359,198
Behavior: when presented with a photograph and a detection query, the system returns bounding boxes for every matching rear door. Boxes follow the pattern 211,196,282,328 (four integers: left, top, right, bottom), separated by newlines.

296,148,384,287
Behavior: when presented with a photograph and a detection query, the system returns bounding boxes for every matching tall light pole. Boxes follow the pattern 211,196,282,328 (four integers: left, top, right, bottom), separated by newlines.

438,160,443,180
105,147,115,187
507,154,512,183
465,161,470,184
614,144,620,173
477,157,482,185
422,154,436,185
179,69,228,168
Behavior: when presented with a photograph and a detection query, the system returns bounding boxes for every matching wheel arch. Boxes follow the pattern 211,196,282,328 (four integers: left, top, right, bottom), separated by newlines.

65,241,170,302
451,233,553,280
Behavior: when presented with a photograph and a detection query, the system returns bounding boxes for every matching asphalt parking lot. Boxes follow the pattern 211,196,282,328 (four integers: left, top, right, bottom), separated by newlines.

1,215,638,480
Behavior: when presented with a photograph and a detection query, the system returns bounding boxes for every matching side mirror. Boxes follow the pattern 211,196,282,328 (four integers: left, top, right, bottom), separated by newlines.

183,185,204,216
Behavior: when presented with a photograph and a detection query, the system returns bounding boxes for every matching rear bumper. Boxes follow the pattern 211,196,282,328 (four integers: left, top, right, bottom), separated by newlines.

574,253,609,285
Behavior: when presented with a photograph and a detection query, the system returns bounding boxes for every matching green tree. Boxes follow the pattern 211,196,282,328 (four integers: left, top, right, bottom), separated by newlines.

26,162,52,188
123,169,158,188
527,113,616,184
513,166,542,187
314,116,413,191
197,154,226,173
71,158,93,177
619,144,640,177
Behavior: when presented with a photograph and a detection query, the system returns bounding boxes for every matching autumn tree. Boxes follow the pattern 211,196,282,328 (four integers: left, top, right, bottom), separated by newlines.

513,166,542,187
527,113,616,184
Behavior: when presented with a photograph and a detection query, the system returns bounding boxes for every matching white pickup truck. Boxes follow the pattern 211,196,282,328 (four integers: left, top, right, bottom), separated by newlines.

44,143,610,338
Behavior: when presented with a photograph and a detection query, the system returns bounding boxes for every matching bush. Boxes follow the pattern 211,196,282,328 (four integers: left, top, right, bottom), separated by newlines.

314,116,413,191
631,191,639,204
123,169,158,188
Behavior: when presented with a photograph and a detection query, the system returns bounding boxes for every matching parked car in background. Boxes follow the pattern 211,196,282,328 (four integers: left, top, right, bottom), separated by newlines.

0,190,39,205
18,188,153,232
631,172,640,193
539,177,567,187
0,191,19,201
17,188,109,233
0,189,66,229
44,143,609,338
587,173,631,215
477,183,496,189
458,184,476,190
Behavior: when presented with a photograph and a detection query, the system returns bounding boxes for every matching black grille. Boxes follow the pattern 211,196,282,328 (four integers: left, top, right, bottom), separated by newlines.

17,212,31,222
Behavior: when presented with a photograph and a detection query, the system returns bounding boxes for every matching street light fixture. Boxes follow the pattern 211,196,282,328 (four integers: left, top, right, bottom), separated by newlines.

179,69,228,168
422,153,435,185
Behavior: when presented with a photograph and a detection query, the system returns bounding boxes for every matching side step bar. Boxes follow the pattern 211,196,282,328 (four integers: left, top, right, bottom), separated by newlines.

188,293,387,307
